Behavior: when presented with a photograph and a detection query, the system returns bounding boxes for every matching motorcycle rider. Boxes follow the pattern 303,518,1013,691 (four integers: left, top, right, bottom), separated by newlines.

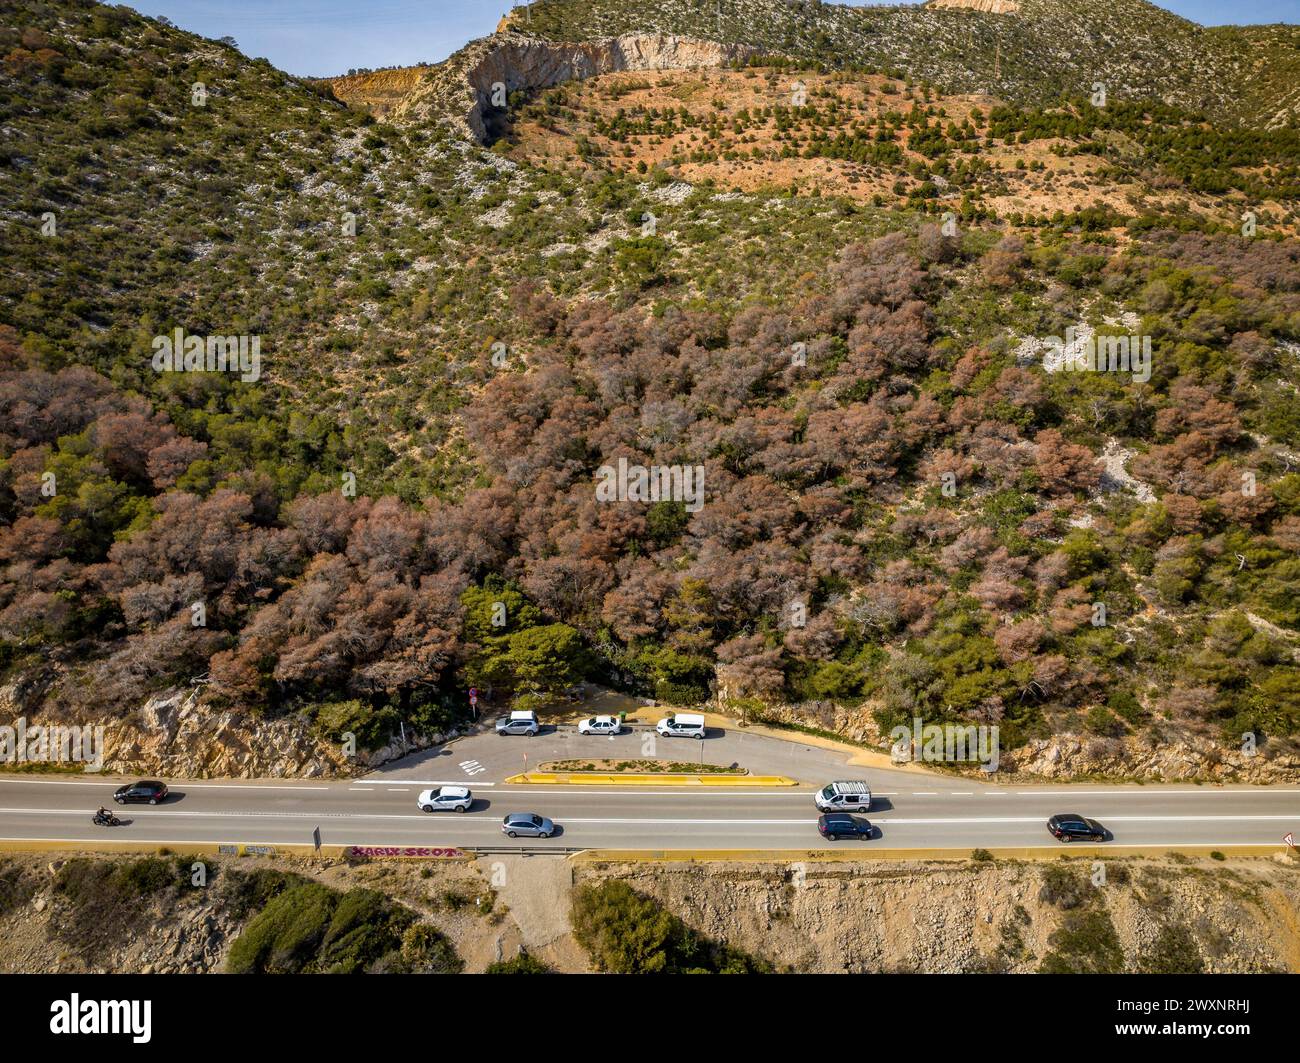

95,806,109,823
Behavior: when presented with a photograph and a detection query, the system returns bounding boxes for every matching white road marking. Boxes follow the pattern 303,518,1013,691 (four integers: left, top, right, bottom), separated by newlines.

361,780,496,787
0,836,1282,852
876,815,1300,825
1013,789,1300,796
493,789,814,797
0,779,331,791
3,805,1289,826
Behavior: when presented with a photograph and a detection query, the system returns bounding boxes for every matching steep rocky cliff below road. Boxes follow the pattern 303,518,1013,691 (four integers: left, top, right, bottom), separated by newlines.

579,852,1300,973
2,850,1295,974
389,31,756,141
0,852,515,974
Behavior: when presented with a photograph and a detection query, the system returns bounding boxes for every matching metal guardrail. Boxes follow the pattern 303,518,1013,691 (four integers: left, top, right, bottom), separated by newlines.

462,845,587,856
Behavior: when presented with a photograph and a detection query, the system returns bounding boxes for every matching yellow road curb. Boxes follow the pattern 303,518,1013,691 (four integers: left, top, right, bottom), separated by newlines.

573,845,1295,863
505,771,798,786
0,839,473,860
0,839,342,857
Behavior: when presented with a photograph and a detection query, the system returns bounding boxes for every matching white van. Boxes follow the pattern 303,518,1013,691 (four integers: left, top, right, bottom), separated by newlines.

814,780,872,812
655,712,706,740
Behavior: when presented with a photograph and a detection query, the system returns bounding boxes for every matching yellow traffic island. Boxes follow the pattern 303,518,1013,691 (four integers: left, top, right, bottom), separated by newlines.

505,771,798,786
507,757,797,786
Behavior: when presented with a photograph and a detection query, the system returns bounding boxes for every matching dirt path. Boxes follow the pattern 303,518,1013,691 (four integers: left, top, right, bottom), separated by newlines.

476,854,588,971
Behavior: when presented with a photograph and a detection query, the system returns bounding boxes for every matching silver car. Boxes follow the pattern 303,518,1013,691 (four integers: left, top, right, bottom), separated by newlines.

502,812,555,838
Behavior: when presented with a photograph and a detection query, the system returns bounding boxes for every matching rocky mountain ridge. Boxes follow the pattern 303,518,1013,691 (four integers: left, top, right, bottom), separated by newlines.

504,0,1300,127
364,31,756,142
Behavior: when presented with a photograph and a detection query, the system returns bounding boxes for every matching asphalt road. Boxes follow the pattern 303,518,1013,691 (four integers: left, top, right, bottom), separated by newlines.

0,768,1295,851
365,719,874,788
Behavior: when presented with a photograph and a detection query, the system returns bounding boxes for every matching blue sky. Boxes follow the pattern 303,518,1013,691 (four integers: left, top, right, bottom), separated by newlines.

139,1,1300,77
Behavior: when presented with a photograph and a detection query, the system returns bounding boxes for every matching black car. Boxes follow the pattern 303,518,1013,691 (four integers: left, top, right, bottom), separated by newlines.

1047,813,1105,842
114,780,169,805
818,813,873,840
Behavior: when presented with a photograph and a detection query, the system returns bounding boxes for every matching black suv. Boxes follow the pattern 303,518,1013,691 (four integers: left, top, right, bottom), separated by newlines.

818,813,873,840
114,780,169,805
1047,813,1106,842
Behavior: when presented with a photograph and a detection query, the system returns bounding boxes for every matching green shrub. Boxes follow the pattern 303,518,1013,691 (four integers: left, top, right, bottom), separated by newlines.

1038,909,1125,973
1038,864,1088,910
571,880,769,973
227,881,429,974
395,923,462,973
486,950,551,974
227,882,337,974
1138,922,1204,974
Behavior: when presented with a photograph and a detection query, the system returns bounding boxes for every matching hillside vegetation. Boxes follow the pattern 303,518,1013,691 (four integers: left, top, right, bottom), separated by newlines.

0,0,1298,778
508,0,1300,129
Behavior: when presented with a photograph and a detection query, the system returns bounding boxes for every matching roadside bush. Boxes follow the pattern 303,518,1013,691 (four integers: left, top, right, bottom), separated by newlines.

571,880,769,973
51,856,184,955
1038,864,1088,910
220,867,301,920
1138,922,1204,973
1038,909,1125,973
227,881,432,974
485,950,551,973
227,882,336,973
394,923,462,973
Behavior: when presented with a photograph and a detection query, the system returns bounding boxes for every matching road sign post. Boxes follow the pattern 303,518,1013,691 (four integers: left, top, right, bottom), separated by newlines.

1286,832,1295,849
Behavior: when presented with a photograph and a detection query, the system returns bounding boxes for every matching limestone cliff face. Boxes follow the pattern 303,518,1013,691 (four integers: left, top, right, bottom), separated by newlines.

395,31,757,142
927,0,1020,13
0,680,451,779
319,66,433,117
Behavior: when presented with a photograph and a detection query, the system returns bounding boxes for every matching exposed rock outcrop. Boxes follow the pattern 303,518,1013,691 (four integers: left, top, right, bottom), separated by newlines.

927,0,1020,13
320,66,433,117
579,855,1300,973
0,681,451,779
1001,732,1300,783
102,691,347,778
393,31,757,142
739,700,1300,783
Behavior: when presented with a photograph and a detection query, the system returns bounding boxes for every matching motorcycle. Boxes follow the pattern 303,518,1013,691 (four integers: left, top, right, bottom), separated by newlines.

92,811,122,827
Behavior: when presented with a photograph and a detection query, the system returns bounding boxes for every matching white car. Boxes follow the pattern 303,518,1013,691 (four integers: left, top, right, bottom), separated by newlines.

417,786,472,813
578,715,622,735
656,712,706,739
